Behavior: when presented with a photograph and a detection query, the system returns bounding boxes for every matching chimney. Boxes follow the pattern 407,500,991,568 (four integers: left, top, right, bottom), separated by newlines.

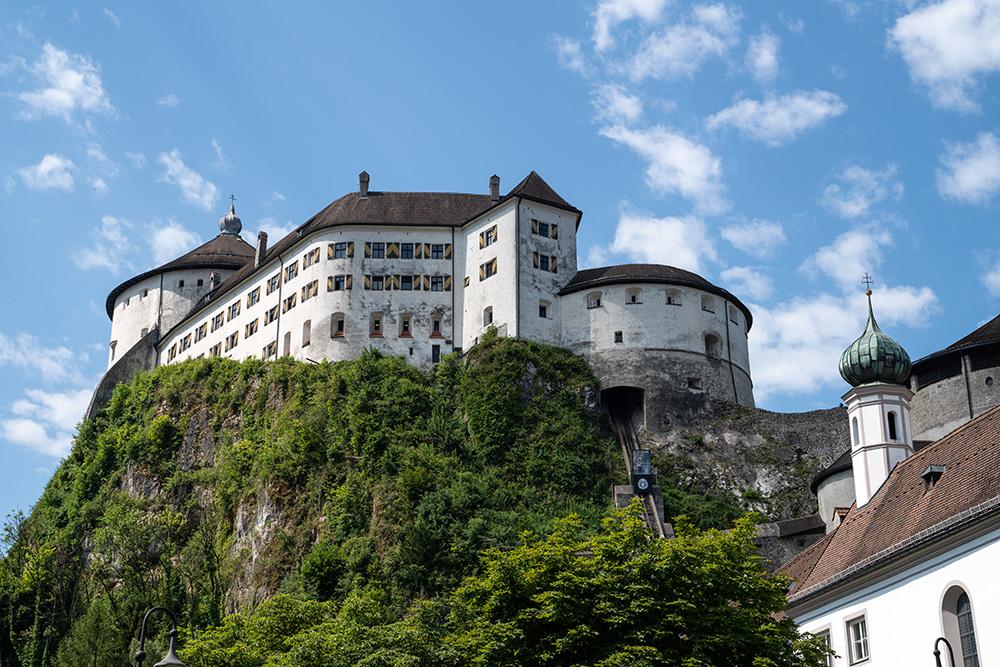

490,174,500,202
255,231,268,267
359,171,370,198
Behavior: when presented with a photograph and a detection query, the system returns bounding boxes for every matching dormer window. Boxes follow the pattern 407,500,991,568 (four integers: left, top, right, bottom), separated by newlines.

922,464,946,493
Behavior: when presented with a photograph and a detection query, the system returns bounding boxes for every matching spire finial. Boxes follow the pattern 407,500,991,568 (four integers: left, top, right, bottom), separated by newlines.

228,193,237,212
218,195,242,235
862,272,873,295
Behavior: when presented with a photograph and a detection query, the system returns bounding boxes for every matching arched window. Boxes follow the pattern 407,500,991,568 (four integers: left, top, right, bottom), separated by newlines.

704,333,721,359
587,291,602,309
943,586,980,667
852,417,860,446
887,411,898,440
626,288,641,304
331,312,346,338
302,320,311,347
282,331,292,356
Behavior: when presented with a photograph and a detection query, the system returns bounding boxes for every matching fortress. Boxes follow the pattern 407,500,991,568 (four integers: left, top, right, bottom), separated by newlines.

92,171,755,415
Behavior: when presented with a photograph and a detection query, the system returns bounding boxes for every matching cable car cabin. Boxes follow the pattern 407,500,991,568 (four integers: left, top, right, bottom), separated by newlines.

631,449,655,496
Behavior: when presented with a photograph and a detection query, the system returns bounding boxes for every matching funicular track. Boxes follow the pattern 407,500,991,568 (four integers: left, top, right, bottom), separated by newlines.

607,402,669,539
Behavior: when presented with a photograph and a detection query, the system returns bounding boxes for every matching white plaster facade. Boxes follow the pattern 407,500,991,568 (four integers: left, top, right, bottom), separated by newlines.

843,384,914,508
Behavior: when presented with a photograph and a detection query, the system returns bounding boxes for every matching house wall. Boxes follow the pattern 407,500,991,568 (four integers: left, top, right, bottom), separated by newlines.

790,526,1000,666
816,470,855,533
460,202,517,350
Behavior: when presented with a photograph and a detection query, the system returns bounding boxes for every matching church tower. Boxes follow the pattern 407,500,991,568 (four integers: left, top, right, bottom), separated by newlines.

839,287,913,507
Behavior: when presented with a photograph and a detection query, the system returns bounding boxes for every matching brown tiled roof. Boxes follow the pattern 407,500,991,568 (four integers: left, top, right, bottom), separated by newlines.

913,313,1000,369
559,263,753,330
156,171,579,342
105,233,255,318
780,404,1000,601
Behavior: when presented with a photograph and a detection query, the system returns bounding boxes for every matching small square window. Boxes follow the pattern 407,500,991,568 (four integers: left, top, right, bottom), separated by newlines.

372,242,385,259
614,331,623,343
401,275,413,290
178,280,185,288
197,278,204,287
431,244,444,259
372,276,384,290
401,243,414,259
539,303,548,318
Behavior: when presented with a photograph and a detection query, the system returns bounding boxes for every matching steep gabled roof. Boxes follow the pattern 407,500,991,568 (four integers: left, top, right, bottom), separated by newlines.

105,234,254,319
781,404,1000,602
507,170,580,213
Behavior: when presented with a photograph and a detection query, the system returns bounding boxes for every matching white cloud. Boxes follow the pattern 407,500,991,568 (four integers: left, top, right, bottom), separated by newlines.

148,220,201,264
600,124,729,214
593,0,669,51
157,93,180,108
801,227,893,291
935,131,1000,204
257,217,297,242
17,42,114,123
74,215,131,271
12,389,92,432
890,0,1000,112
1,419,73,458
4,176,14,194
87,142,119,178
0,333,81,384
592,83,643,123
983,258,1000,295
628,3,742,81
89,177,109,196
605,210,718,272
125,151,146,169
706,90,847,146
779,12,805,33
720,219,786,258
553,35,589,74
104,8,121,27
157,149,219,211
822,163,904,219
721,266,773,300
745,30,780,84
211,138,232,171
18,154,75,191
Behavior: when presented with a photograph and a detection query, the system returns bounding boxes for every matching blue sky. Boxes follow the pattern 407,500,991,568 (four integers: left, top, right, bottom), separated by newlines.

2,0,1000,519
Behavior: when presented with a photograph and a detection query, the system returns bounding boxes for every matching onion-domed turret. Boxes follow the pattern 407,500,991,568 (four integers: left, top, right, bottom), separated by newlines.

218,201,242,235
839,289,911,387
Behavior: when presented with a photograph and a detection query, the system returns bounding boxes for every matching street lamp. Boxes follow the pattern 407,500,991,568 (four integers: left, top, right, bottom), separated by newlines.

134,607,187,667
933,637,956,667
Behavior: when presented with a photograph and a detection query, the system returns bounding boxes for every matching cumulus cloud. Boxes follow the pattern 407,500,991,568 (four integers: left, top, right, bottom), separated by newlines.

593,0,669,51
592,83,643,123
257,217,297,242
801,227,893,291
18,154,75,191
720,219,786,258
1,419,74,458
157,149,219,211
553,35,589,74
600,124,729,214
17,42,114,123
104,8,121,27
721,266,773,300
86,142,119,178
822,163,905,219
157,93,180,108
706,90,847,146
936,131,1000,204
3,387,91,458
628,3,742,81
603,210,718,272
148,220,201,265
0,333,82,384
890,0,1000,112
745,30,780,84
89,177,109,196
74,215,132,271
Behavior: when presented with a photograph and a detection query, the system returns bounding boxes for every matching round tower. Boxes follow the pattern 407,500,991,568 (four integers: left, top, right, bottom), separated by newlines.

839,288,913,508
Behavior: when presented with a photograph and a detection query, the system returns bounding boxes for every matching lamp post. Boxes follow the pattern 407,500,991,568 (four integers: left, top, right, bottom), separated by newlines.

134,607,187,667
933,637,956,667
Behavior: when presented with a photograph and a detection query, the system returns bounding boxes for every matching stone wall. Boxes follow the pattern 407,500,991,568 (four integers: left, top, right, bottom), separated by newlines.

85,327,159,419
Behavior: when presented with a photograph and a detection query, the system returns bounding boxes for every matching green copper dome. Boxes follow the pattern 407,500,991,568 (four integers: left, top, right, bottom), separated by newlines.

839,290,911,387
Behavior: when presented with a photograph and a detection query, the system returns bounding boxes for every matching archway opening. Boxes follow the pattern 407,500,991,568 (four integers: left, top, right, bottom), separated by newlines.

601,386,646,431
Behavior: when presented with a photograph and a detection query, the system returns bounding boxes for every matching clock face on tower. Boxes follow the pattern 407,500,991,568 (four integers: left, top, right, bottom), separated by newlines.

636,477,649,491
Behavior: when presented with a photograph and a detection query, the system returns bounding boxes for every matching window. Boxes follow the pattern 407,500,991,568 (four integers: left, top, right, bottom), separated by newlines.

195,323,207,342
266,273,281,295
479,258,498,281
178,279,185,288
371,275,384,291
370,313,383,337
705,333,721,359
225,331,239,352
179,334,192,352
539,300,550,318
332,312,346,337
431,276,444,292
197,278,204,287
537,221,550,238
282,293,297,313
211,312,225,332
209,342,222,357
142,288,149,298
301,279,319,302
852,417,860,446
846,616,869,664
330,275,346,291
371,242,385,259
627,288,641,304
483,306,494,327
957,593,979,667
401,275,413,291
814,631,833,667
887,411,898,441
331,242,348,259
531,219,558,239
480,225,498,248
614,331,623,343
109,340,117,362
265,304,279,325
687,377,703,390
401,242,414,259
302,320,311,347
303,247,321,268
168,344,177,361
247,287,261,307
701,295,715,313
285,261,299,282
587,292,602,309
140,327,148,338
431,316,442,337
432,344,441,363
245,319,259,338
431,244,444,259
283,331,292,356
262,341,277,359
400,314,412,337
228,301,241,321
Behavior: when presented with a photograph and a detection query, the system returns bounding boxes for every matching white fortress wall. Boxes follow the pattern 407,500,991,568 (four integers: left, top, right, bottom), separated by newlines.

516,200,578,347
460,202,517,350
